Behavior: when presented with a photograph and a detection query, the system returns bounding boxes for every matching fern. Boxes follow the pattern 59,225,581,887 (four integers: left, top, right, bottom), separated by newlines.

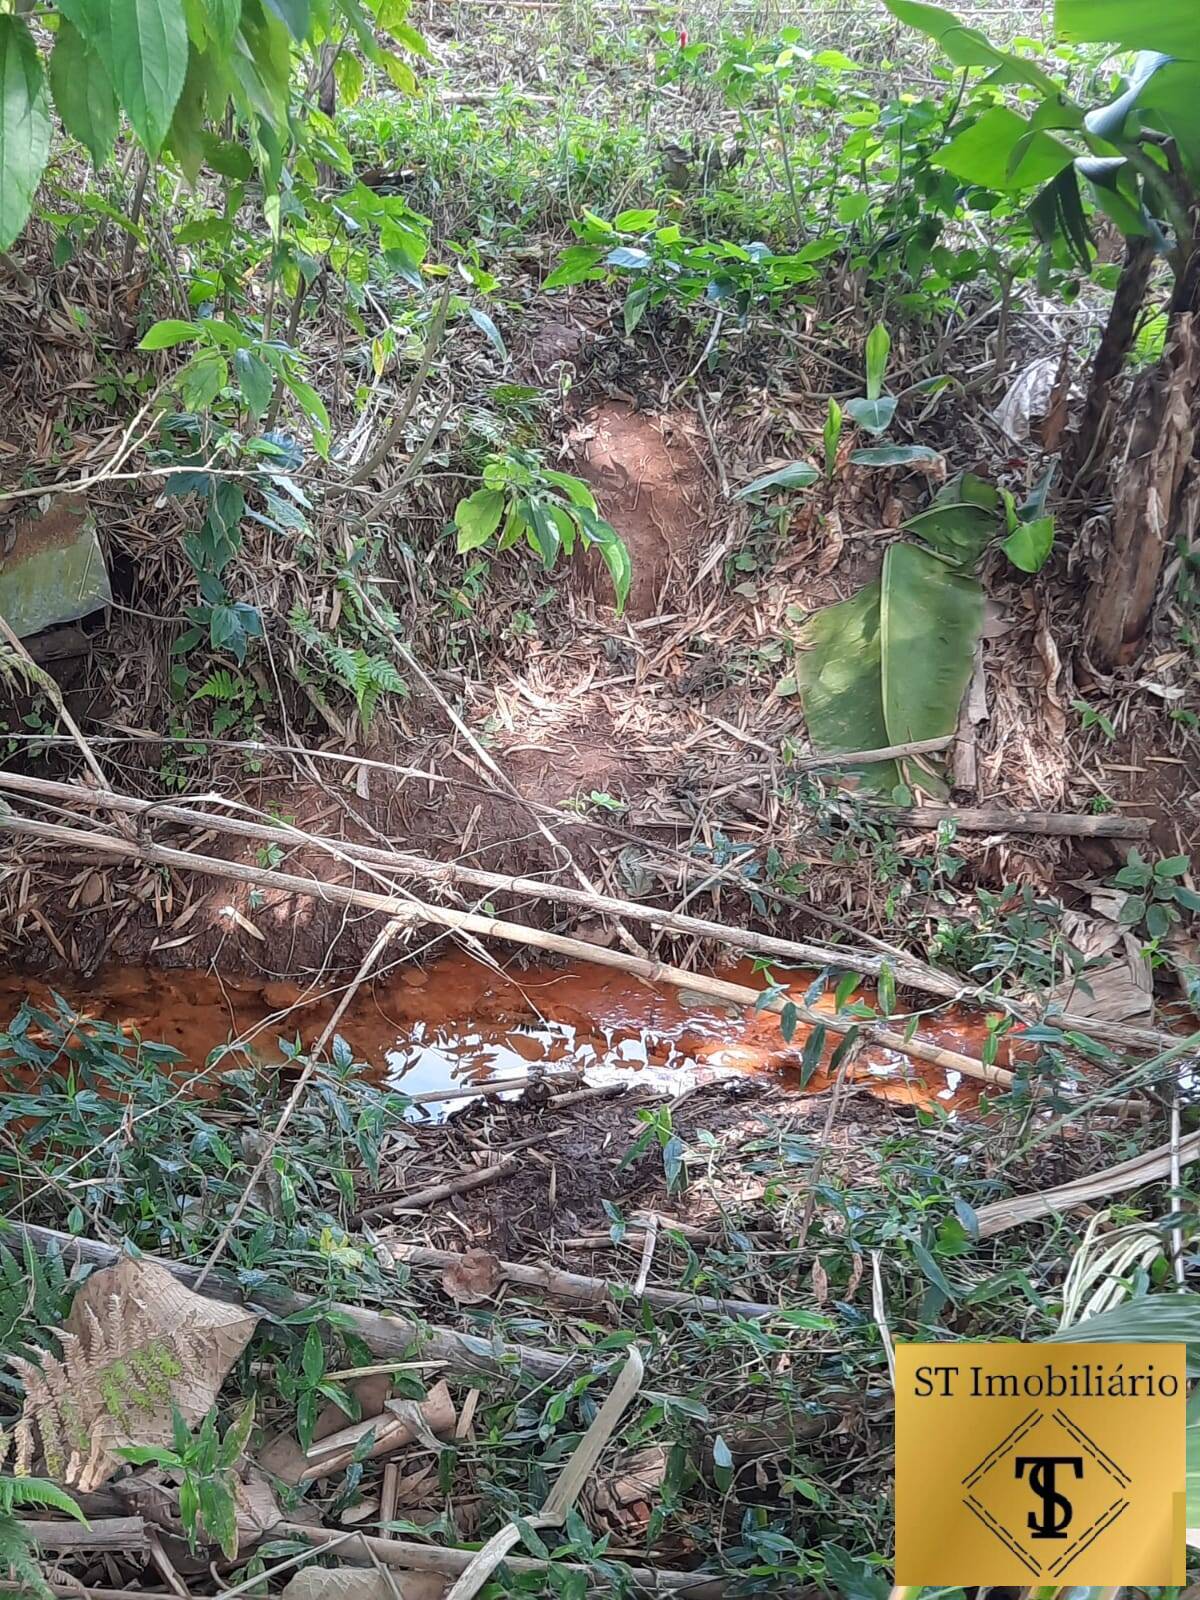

0,1431,87,1600
0,1243,71,1367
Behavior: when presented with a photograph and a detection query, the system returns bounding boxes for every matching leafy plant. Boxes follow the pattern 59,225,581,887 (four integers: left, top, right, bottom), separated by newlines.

1110,849,1200,942
454,448,632,613
118,1403,255,1560
797,473,1055,793
0,1434,87,1600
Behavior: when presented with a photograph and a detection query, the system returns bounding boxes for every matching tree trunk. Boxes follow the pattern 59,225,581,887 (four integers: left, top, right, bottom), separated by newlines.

1068,235,1155,485
1082,311,1200,671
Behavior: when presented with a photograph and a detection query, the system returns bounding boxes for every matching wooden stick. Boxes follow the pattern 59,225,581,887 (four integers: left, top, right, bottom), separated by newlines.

0,772,939,996
18,1518,147,1553
278,1522,729,1597
360,1153,519,1218
976,1129,1200,1238
5,770,1174,1050
890,805,1151,839
379,1242,779,1319
15,1222,573,1382
796,736,953,768
0,814,1015,1089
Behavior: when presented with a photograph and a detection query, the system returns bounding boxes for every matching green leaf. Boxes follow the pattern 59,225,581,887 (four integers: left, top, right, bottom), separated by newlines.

799,1024,826,1087
139,318,201,349
795,580,898,792
734,461,819,499
865,323,890,401
594,533,632,615
823,397,842,478
845,396,897,435
903,501,996,565
886,0,1059,89
1056,0,1200,55
234,350,274,420
1047,1294,1200,1363
0,18,51,254
468,305,507,363
1001,514,1054,573
180,349,227,410
912,1239,958,1303
454,488,505,552
935,107,1075,192
624,283,650,335
73,0,190,157
850,445,940,467
286,377,330,457
881,541,983,746
301,1322,325,1385
524,498,561,567
544,245,606,288
48,22,118,167
262,0,309,38
1085,49,1172,142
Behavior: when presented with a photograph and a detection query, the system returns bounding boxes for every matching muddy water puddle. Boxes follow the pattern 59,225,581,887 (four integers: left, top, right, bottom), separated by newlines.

0,952,1003,1114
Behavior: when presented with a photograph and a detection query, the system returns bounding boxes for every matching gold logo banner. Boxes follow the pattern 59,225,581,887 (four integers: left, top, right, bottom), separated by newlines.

895,1342,1185,1585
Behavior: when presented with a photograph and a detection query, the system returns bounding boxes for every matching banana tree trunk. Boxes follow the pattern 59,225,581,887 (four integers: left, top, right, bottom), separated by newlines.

1069,236,1155,486
1082,311,1200,671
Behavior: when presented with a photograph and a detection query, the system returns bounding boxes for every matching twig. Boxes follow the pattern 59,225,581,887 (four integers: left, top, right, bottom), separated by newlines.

358,1152,521,1218
345,281,454,487
632,1214,658,1297
378,1241,779,1319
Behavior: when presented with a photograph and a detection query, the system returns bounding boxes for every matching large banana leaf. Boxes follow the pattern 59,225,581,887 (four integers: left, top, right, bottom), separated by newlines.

881,542,983,746
1057,0,1200,57
796,580,899,792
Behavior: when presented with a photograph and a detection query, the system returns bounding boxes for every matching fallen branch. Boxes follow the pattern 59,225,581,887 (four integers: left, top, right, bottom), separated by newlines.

278,1522,731,1597
18,1517,147,1554
0,814,1015,1090
0,770,938,995
358,1152,520,1218
890,805,1151,839
976,1130,1200,1238
378,1242,780,1319
1,770,1174,1050
13,1222,573,1382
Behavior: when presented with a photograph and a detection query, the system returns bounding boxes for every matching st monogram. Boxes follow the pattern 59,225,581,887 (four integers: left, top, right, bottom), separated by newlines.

895,1343,1185,1583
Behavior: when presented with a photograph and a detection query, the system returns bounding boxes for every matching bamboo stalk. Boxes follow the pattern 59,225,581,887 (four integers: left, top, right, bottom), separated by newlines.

976,1129,1200,1238
0,770,932,994
277,1523,729,1597
891,805,1150,839
0,813,1014,1089
379,1242,779,1319
5,769,1177,1052
19,1517,147,1553
14,1222,573,1382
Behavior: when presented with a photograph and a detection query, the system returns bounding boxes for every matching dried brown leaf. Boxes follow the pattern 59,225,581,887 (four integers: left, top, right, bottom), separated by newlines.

440,1249,502,1305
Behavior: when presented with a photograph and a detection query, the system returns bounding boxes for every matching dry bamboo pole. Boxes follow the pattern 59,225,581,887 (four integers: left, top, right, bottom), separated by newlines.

2,770,1178,1053
14,1222,573,1382
0,770,938,995
891,805,1150,839
278,1523,730,1598
379,1242,780,1319
19,1518,147,1553
0,812,1014,1089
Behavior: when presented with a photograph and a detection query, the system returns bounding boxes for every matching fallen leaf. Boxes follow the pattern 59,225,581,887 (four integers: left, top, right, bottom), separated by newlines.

12,1258,257,1491
440,1249,502,1304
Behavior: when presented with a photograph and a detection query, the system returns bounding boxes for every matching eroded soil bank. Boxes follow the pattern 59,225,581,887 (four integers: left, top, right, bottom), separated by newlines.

5,950,1008,1110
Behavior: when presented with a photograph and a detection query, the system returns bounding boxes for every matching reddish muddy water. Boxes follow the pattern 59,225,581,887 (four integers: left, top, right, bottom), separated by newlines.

0,953,1010,1113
